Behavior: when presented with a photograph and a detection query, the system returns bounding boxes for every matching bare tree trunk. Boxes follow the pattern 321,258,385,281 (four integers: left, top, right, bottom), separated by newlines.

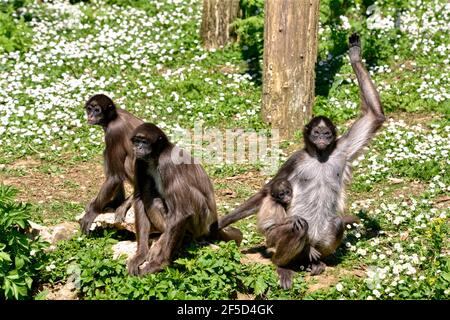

200,0,240,49
262,0,320,139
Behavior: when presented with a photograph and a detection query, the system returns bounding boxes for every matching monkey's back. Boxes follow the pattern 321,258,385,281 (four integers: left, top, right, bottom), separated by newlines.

157,146,217,237
104,109,143,180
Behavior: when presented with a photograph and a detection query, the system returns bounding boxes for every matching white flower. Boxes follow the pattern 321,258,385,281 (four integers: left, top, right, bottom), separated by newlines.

336,283,343,292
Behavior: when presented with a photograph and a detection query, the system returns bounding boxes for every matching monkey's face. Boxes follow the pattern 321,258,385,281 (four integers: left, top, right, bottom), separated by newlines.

310,125,335,150
305,117,336,151
272,187,292,206
86,100,104,125
132,134,153,160
85,94,115,125
277,189,292,205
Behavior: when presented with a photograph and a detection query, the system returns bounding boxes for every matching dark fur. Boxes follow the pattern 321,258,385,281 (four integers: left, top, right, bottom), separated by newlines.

128,123,243,276
79,94,143,234
218,33,385,289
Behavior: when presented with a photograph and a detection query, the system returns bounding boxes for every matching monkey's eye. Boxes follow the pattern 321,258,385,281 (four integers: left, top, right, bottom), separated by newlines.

312,130,319,136
324,131,331,137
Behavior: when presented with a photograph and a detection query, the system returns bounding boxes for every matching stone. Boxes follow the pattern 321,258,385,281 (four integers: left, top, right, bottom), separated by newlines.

28,221,78,249
75,207,136,233
111,241,137,261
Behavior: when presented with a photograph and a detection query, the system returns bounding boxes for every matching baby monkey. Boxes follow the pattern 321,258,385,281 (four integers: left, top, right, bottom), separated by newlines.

257,179,322,278
257,178,294,236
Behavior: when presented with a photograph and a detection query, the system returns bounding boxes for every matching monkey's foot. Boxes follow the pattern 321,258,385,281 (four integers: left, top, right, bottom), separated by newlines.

127,254,147,276
341,214,361,227
138,260,166,275
348,32,362,63
308,261,326,276
277,267,295,290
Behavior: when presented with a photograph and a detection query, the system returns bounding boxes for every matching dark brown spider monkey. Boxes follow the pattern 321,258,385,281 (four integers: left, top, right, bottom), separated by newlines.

127,123,243,275
80,94,143,234
219,33,382,289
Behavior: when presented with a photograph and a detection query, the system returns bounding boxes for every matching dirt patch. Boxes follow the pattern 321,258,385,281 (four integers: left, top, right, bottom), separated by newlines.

43,280,79,300
433,195,450,209
305,267,366,293
236,292,255,300
390,179,427,200
388,111,440,127
241,252,272,266
0,155,110,205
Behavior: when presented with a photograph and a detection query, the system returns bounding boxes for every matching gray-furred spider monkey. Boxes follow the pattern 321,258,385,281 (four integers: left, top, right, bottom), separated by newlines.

219,33,385,289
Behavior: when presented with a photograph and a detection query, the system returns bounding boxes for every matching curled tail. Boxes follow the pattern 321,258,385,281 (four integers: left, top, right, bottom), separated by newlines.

341,214,361,226
218,191,266,229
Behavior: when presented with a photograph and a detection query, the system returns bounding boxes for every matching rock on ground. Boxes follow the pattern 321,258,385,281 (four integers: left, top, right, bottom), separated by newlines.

75,208,136,233
28,221,78,250
112,240,137,261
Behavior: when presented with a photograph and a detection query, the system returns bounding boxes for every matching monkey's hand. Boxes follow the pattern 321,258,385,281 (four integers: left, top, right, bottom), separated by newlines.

277,267,295,290
291,216,308,237
348,32,362,63
308,246,322,262
79,211,96,235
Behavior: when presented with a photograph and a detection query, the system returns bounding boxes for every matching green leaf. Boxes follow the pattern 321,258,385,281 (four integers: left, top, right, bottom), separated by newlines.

254,275,268,295
0,251,11,262
15,256,24,269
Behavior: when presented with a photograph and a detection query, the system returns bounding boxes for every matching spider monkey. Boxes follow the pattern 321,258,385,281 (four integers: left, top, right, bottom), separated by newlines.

219,33,383,289
127,123,243,275
80,94,143,234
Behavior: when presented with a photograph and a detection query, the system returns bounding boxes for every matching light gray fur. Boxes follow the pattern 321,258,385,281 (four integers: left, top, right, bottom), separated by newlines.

288,111,381,256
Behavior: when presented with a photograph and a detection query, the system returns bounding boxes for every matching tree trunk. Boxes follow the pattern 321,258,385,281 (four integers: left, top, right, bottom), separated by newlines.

262,0,319,139
200,0,240,49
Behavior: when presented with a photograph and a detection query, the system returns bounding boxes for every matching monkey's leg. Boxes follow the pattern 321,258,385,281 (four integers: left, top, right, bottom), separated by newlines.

104,183,126,212
138,215,188,275
306,216,345,276
266,216,309,289
80,176,121,234
114,196,133,223
128,198,151,275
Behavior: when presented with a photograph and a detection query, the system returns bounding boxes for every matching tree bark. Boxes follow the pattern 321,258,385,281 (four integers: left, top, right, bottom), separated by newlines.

262,0,319,139
200,0,240,49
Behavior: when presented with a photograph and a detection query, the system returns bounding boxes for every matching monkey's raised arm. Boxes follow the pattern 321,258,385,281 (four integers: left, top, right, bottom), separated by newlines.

337,33,385,161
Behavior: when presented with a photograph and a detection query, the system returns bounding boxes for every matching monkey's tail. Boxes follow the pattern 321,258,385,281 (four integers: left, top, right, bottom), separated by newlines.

341,215,361,226
218,192,265,229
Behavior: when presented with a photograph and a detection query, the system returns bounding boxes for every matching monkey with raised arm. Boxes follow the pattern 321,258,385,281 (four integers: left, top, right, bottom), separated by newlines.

219,33,382,289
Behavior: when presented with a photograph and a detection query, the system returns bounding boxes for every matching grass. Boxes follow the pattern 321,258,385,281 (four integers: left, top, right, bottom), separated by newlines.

0,0,448,300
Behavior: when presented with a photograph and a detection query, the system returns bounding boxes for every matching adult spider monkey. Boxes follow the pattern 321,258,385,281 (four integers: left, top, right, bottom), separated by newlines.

79,94,143,234
128,123,243,275
219,33,384,289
